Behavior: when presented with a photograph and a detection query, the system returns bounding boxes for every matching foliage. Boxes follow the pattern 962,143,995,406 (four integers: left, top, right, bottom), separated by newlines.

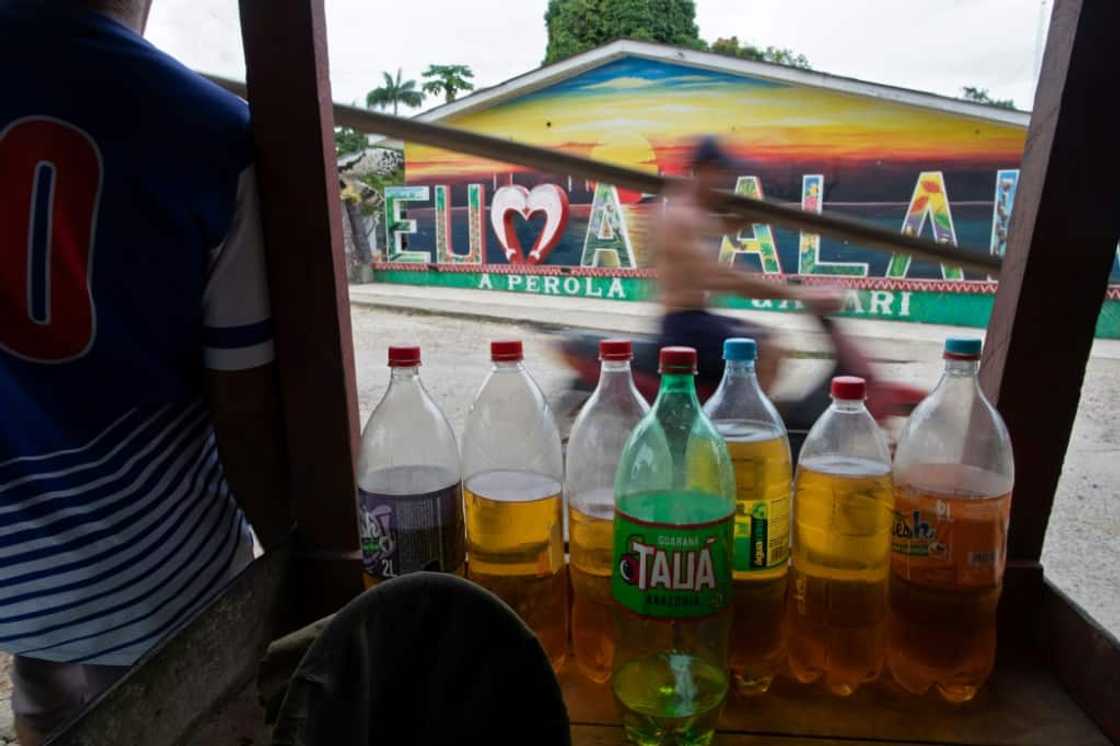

334,127,369,158
357,168,404,196
421,64,476,104
960,86,1016,110
708,36,811,70
543,0,704,64
356,167,405,216
366,69,425,116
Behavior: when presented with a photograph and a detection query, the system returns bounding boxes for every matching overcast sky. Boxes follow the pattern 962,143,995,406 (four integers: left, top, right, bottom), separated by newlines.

148,0,1051,113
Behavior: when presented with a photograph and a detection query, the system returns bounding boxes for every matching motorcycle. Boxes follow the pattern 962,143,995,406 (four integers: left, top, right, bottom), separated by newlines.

554,315,925,462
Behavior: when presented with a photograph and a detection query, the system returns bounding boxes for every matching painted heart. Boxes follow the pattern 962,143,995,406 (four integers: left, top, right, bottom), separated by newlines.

490,184,570,265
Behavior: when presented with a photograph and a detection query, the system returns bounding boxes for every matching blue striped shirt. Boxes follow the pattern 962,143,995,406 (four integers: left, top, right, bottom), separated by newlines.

0,3,270,664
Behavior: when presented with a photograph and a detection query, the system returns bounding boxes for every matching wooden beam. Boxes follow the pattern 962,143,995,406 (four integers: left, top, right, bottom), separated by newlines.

139,0,153,33
238,0,363,615
1038,580,1120,742
979,0,1120,562
51,547,291,746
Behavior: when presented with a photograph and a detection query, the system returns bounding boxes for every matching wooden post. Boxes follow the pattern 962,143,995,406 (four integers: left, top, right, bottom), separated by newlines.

239,0,363,617
980,0,1120,562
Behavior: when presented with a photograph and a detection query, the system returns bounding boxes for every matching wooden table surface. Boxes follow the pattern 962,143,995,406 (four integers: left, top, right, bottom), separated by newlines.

561,650,1109,745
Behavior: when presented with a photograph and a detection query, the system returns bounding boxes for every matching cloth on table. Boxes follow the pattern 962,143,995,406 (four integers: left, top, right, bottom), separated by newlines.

272,572,570,746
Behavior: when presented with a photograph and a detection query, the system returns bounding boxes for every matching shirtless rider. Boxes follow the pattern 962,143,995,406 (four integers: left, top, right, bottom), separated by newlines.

654,137,845,392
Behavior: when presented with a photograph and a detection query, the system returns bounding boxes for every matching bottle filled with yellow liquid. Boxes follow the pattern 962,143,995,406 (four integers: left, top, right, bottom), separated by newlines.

566,340,649,683
569,491,617,681
461,340,567,668
612,347,736,746
889,338,1014,702
789,376,893,696
355,346,464,588
703,338,792,696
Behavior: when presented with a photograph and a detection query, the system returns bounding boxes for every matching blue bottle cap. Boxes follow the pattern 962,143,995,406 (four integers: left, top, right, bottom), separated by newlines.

944,337,982,359
723,337,757,362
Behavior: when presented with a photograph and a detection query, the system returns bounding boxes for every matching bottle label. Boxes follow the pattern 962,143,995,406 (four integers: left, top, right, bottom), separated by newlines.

891,490,1011,588
358,482,464,580
734,496,790,572
726,441,791,573
612,511,733,619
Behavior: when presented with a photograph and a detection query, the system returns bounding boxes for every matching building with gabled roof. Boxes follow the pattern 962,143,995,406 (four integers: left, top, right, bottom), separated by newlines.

372,39,1116,335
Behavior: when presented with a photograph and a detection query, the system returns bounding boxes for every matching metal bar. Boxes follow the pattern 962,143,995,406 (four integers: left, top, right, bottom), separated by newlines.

979,0,1120,562
205,73,1002,277
237,0,363,617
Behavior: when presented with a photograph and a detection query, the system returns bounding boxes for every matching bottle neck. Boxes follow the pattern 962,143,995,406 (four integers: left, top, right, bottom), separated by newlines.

922,358,976,403
932,357,981,398
492,360,524,372
389,366,421,384
597,359,635,392
717,359,761,395
832,398,866,413
377,365,431,415
654,371,700,409
945,358,980,377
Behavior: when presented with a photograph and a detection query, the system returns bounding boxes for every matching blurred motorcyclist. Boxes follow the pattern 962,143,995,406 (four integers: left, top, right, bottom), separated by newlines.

558,137,921,434
654,136,847,394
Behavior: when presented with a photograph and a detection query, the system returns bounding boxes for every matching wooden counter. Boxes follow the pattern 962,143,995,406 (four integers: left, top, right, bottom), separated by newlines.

561,649,1109,745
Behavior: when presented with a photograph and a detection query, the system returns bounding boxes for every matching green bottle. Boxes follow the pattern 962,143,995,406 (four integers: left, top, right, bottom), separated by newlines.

611,347,736,746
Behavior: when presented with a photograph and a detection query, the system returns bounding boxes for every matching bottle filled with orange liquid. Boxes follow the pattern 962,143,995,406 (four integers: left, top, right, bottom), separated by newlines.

566,339,649,683
355,345,464,588
889,338,1014,703
789,376,893,696
703,338,792,696
461,340,567,669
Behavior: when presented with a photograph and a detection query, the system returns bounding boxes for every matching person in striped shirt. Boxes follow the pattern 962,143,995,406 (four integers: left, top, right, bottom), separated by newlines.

0,1,292,742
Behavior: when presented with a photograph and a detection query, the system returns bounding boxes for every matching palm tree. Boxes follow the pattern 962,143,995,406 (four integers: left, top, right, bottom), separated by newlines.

365,69,425,116
421,64,476,105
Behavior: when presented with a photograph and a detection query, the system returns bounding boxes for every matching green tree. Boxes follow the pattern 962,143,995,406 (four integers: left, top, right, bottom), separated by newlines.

544,0,704,64
961,86,1016,110
334,127,368,158
365,68,425,116
421,64,476,104
709,36,811,70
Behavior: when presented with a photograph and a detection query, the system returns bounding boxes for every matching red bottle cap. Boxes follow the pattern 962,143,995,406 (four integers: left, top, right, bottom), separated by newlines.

659,346,697,374
831,375,866,400
599,338,633,361
490,339,523,362
387,345,421,367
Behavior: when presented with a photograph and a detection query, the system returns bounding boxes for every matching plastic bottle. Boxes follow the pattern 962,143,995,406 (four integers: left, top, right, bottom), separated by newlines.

888,337,1014,703
611,347,736,745
461,339,567,668
788,376,893,696
703,338,792,696
567,339,650,683
355,345,464,588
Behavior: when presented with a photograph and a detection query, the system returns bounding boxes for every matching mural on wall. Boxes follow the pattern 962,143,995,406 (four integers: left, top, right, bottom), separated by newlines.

718,176,781,274
490,184,570,264
989,169,1019,260
379,55,1118,333
581,183,636,268
798,174,867,276
887,172,963,280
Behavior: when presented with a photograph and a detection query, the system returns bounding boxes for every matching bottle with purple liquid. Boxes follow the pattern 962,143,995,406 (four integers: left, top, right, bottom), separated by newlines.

355,345,464,588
